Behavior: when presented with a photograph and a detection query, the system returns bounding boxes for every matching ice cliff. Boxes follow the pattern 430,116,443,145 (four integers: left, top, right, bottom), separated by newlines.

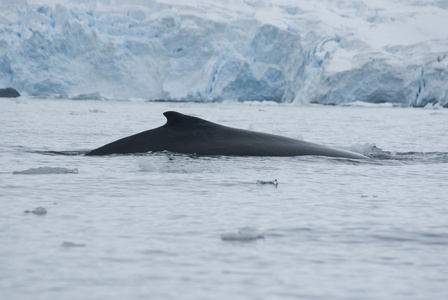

0,0,447,106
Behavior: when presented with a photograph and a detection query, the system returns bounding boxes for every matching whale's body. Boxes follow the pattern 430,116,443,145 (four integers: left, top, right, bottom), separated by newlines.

86,111,366,159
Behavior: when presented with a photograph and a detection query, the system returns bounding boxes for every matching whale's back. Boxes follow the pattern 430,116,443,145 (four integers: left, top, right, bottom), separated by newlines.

86,111,367,159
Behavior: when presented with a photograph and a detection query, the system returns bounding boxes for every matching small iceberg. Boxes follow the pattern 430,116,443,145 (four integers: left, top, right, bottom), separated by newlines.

221,227,264,242
13,167,78,175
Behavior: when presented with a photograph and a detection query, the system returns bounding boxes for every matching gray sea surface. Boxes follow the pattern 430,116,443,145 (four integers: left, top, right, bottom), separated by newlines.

1,99,447,300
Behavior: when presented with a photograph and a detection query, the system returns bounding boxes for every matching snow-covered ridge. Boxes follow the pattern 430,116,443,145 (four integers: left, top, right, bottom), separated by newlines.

1,0,447,106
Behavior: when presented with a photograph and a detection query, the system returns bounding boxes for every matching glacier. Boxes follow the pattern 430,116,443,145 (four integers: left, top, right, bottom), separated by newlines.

0,0,447,106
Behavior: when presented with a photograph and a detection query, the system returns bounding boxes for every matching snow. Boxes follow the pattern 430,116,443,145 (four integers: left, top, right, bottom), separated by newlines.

0,0,447,106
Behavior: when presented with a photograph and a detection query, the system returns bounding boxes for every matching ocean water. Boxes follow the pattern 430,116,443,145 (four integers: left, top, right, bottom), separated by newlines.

1,98,447,300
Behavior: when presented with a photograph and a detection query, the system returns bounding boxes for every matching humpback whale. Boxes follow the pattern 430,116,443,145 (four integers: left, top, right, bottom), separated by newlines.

86,111,367,159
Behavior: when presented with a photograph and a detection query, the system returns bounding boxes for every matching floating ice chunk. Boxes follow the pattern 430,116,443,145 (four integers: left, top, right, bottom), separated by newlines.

221,227,264,241
13,167,78,175
24,207,47,215
89,109,106,113
60,241,86,248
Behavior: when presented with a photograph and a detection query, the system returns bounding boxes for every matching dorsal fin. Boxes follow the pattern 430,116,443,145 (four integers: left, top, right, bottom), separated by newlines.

163,111,207,127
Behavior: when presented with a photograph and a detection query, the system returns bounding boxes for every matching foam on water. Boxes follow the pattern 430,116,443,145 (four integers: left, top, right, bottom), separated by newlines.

138,159,203,174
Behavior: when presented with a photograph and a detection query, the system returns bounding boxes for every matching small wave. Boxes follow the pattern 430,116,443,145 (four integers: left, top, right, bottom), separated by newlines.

346,144,448,164
345,143,381,157
13,167,79,175
371,231,448,246
33,150,88,156
389,151,448,164
370,150,448,164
